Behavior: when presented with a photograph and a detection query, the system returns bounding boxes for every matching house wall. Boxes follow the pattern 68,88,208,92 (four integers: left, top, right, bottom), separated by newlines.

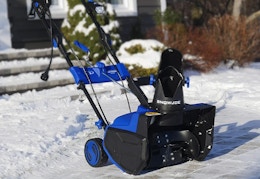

7,0,161,49
118,0,161,41
138,0,161,35
7,0,63,49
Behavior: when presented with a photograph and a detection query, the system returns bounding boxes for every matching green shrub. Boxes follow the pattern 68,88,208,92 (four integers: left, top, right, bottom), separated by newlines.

124,44,146,54
151,46,165,52
126,64,158,78
62,0,121,63
154,7,182,25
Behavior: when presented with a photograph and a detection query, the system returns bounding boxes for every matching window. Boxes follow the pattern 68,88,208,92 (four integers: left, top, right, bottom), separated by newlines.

49,0,67,18
27,0,67,19
107,0,137,17
51,0,59,5
109,0,123,4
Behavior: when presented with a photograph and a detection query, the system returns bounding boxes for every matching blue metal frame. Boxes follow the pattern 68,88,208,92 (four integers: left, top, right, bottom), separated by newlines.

69,63,130,85
108,105,154,133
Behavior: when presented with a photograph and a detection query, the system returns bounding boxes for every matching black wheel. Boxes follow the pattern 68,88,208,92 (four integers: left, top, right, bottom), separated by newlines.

84,138,108,167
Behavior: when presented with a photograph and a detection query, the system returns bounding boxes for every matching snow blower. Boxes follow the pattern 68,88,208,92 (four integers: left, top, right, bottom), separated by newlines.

29,0,216,175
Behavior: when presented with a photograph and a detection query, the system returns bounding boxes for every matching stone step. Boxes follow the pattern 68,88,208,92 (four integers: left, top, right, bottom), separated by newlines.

0,70,75,95
0,48,60,61
0,49,89,94
0,58,69,76
0,78,75,95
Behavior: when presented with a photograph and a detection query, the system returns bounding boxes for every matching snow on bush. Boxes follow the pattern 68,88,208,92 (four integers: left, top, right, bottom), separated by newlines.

62,0,121,63
117,39,165,69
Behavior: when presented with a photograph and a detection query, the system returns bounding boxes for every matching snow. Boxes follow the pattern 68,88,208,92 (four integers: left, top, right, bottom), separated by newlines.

1,63,260,178
69,4,86,17
102,20,120,34
106,4,114,15
117,39,165,68
1,3,260,179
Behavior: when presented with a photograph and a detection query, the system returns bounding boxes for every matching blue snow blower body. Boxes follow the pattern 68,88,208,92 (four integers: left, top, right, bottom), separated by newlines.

29,0,215,175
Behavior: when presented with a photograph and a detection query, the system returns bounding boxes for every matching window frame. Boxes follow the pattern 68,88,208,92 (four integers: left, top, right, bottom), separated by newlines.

109,0,138,17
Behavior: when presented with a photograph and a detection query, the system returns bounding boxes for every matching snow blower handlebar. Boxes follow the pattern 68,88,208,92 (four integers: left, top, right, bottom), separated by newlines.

28,0,52,19
29,0,151,129
81,0,120,64
29,0,111,129
29,0,73,68
81,0,150,108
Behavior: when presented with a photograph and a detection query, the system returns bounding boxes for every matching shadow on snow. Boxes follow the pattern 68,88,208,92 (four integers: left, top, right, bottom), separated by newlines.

207,120,260,160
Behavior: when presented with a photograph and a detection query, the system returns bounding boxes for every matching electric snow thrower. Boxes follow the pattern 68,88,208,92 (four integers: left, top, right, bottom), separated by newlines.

29,0,216,175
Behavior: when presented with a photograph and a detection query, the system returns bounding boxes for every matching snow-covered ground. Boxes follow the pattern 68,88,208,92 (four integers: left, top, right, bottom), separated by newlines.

0,63,260,179
1,1,260,178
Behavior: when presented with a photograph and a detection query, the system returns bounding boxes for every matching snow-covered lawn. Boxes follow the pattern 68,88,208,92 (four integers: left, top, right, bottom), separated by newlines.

1,62,260,178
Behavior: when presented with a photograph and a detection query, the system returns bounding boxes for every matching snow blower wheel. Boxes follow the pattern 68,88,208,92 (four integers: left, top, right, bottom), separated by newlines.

84,138,108,167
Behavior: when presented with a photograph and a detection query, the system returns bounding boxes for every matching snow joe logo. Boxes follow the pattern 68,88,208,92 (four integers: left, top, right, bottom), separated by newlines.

88,69,117,75
88,70,95,75
107,70,117,74
156,100,181,105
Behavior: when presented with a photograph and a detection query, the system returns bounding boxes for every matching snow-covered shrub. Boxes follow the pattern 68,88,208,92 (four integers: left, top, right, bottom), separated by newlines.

62,0,121,63
126,64,158,78
117,39,165,57
124,44,146,54
116,39,165,77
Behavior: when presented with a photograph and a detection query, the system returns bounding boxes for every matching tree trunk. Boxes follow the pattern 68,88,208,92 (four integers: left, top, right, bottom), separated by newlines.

246,10,260,23
232,0,243,20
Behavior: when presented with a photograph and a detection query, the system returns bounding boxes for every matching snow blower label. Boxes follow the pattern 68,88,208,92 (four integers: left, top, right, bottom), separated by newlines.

156,100,181,105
